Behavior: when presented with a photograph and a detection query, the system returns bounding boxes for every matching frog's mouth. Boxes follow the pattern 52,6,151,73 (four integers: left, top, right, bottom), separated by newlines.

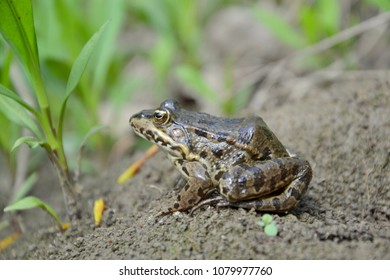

130,114,197,161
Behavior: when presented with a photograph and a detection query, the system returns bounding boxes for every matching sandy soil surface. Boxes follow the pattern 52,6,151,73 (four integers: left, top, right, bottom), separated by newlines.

2,72,389,260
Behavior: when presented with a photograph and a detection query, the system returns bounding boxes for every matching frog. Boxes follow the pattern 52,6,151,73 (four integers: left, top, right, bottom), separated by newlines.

129,99,312,214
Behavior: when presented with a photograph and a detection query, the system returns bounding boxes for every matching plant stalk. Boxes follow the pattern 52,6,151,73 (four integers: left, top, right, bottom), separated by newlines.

45,146,81,220
33,71,79,220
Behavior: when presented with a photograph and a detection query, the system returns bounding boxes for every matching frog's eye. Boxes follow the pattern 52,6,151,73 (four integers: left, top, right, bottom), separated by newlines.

153,109,170,125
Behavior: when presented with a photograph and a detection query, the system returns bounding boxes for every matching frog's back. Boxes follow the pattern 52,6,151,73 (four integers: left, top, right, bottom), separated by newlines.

178,111,288,160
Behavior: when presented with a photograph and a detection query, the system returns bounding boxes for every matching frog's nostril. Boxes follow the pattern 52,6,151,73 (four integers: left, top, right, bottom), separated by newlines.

129,115,136,124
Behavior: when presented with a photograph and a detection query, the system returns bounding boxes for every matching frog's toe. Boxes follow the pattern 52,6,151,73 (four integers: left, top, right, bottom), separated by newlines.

189,196,226,214
156,209,171,217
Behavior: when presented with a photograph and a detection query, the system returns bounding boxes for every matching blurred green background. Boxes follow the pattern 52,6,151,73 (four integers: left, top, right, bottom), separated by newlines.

0,0,389,205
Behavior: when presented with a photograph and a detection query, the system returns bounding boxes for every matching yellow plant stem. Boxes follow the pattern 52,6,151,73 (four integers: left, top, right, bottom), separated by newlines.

117,144,159,184
0,232,21,252
94,198,105,226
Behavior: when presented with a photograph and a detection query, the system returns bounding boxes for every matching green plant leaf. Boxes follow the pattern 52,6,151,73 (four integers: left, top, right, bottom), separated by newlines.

222,88,251,116
257,220,265,227
252,5,307,49
74,124,107,181
0,111,17,153
0,84,39,117
318,0,340,35
175,65,217,101
262,214,273,225
91,1,125,94
57,20,110,144
0,0,40,79
0,48,13,87
11,136,43,152
4,196,63,229
65,20,110,97
0,96,39,137
264,224,278,237
128,0,170,34
11,172,38,203
151,36,175,82
0,87,42,138
0,0,52,120
299,6,317,43
81,124,106,146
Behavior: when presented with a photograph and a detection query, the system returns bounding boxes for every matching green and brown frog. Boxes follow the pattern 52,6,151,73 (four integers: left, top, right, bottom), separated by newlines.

130,99,312,214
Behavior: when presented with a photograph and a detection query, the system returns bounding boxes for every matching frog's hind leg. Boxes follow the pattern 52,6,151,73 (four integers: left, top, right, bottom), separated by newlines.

218,157,312,212
216,178,307,213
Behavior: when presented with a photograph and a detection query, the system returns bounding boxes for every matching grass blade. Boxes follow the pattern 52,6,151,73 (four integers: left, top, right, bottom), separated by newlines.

57,20,110,144
0,87,42,138
0,48,13,86
0,84,39,117
252,5,306,49
11,172,38,203
318,0,340,35
4,196,63,230
65,20,110,97
11,136,43,152
0,0,40,78
150,36,175,84
74,124,106,182
91,2,124,94
0,0,54,145
175,65,217,102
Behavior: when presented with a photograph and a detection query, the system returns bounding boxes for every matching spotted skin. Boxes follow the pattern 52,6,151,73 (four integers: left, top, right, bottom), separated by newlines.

192,157,312,212
129,99,313,214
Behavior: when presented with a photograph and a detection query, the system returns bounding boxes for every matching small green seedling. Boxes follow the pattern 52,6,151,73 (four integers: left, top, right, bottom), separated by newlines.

4,196,66,231
257,214,278,237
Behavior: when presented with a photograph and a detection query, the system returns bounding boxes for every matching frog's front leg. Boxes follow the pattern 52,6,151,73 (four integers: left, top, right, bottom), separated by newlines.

217,157,312,212
162,161,214,214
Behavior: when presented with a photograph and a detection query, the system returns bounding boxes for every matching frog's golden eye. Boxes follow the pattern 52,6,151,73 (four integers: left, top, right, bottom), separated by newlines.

153,109,170,124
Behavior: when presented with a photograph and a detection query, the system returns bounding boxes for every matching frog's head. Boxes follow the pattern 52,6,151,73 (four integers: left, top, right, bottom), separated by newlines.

129,99,196,160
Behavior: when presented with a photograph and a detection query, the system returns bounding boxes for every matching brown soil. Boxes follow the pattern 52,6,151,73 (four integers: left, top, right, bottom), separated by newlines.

2,73,390,260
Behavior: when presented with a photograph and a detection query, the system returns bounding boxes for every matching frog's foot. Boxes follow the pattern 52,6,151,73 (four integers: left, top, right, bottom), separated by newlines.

215,198,291,213
157,196,208,216
189,196,226,215
156,209,174,217
156,204,191,216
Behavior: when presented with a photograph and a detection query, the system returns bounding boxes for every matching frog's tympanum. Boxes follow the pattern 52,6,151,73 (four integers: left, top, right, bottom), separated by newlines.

130,99,312,214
